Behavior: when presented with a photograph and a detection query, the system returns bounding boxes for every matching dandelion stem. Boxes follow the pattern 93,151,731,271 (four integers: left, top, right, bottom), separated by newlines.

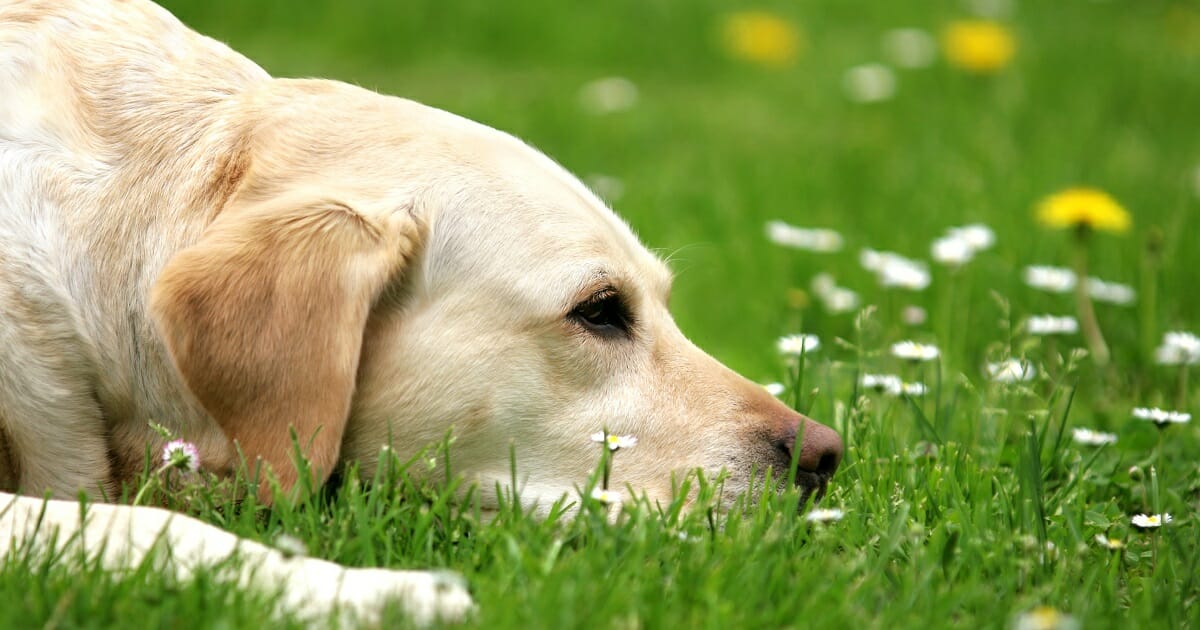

1071,230,1109,366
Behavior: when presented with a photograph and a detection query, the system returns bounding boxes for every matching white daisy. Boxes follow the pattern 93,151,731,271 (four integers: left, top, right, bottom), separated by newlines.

162,440,200,472
591,431,638,451
1093,534,1125,550
987,358,1036,383
1023,265,1076,293
1131,407,1191,426
274,534,308,558
889,381,928,397
902,305,927,326
842,63,896,103
1013,606,1079,630
822,287,860,314
931,234,975,266
1071,428,1117,446
861,249,931,291
810,273,860,314
578,76,638,114
804,508,845,523
811,273,837,296
584,174,625,203
766,221,844,252
1086,277,1136,305
948,223,996,251
778,334,821,356
1131,513,1172,529
881,28,936,69
764,382,786,397
1154,331,1200,366
891,341,940,362
1026,315,1079,336
879,259,931,290
590,488,623,504
861,373,902,392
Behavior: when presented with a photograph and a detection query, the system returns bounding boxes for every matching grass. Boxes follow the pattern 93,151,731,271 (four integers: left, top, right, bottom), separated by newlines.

7,0,1200,627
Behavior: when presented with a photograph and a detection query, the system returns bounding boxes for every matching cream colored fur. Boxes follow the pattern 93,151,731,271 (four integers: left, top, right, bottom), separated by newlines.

0,0,840,622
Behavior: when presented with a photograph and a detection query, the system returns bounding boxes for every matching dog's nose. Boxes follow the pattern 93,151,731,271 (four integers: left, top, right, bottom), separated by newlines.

777,419,843,478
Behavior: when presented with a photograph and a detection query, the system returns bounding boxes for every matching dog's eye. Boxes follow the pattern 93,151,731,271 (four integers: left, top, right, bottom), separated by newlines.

571,291,631,337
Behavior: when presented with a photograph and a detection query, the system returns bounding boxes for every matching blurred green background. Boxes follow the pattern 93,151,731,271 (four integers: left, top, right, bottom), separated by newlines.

158,0,1200,384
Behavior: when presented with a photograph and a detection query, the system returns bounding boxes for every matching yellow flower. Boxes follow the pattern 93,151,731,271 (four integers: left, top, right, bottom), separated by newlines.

941,20,1016,73
720,11,803,67
1036,188,1131,233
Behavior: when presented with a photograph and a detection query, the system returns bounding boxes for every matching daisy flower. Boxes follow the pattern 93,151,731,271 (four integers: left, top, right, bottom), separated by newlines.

842,63,896,103
1155,331,1200,365
804,508,845,523
902,305,927,326
590,431,638,451
861,249,930,291
585,174,625,203
891,341,940,362
763,382,786,397
590,488,623,505
890,381,928,397
1131,513,1172,529
879,259,931,290
821,287,860,314
987,358,1036,383
1026,315,1079,336
766,221,843,252
1023,265,1076,293
882,28,936,69
1071,428,1117,446
941,20,1016,74
931,234,975,266
810,273,859,314
778,334,820,356
948,223,996,251
720,11,803,67
1093,534,1125,550
1086,277,1136,305
1131,407,1191,426
1036,188,1130,234
162,440,200,472
578,77,638,114
1013,606,1079,630
861,373,902,392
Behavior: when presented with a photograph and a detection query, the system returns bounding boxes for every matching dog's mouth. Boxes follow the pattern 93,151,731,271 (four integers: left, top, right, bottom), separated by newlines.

794,469,831,510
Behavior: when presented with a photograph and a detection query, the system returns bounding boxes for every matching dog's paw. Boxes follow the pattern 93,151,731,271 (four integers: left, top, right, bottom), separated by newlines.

336,567,475,626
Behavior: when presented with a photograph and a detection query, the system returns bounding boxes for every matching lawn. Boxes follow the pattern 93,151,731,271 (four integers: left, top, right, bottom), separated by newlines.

5,0,1199,628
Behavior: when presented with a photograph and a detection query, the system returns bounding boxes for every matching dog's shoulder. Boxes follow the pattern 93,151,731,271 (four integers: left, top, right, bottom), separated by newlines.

1,0,268,157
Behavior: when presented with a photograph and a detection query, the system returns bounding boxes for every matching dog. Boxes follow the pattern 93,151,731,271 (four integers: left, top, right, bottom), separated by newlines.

0,0,843,622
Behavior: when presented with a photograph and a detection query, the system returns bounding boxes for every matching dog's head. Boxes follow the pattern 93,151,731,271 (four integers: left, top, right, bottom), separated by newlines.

151,80,841,509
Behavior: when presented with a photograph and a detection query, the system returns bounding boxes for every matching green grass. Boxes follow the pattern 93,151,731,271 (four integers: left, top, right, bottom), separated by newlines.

8,0,1200,627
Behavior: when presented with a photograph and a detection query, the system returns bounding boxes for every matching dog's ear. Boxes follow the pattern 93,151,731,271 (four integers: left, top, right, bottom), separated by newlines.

150,190,422,502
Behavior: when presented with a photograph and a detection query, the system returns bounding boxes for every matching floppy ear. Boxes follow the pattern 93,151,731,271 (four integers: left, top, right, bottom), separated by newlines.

150,191,422,502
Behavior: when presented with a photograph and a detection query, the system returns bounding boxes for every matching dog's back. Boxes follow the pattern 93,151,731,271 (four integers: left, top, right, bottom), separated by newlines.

0,0,265,496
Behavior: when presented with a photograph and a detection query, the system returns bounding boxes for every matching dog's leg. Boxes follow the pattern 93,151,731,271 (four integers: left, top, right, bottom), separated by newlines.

0,492,474,625
0,263,113,498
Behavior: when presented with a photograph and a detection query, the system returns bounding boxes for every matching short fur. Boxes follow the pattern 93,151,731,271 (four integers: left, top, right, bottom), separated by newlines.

0,0,841,620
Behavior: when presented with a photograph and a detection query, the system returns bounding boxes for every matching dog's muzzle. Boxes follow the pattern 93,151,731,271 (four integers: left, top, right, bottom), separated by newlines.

774,419,844,505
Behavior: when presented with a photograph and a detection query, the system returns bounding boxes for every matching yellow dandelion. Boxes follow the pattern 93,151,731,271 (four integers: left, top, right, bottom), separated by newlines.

941,20,1016,73
1036,188,1131,234
720,11,803,67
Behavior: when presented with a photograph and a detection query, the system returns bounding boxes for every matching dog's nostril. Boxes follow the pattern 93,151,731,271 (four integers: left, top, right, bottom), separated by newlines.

816,452,838,477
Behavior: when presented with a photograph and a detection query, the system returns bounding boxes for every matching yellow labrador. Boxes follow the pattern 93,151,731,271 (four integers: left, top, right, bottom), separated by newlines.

0,0,842,622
